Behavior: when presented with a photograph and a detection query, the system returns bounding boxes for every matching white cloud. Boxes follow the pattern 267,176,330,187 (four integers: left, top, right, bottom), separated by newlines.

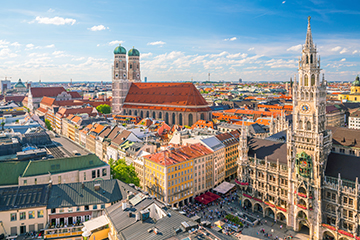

28,53,48,57
0,48,17,58
71,57,85,61
340,48,348,54
340,58,346,62
141,52,153,59
226,53,248,59
331,46,342,52
108,40,124,46
287,44,302,52
26,44,34,50
248,47,255,51
52,51,64,55
0,40,10,48
97,44,100,47
11,42,21,47
147,41,166,46
48,8,55,12
353,50,359,54
88,25,108,31
282,1,286,4
30,16,76,25
224,37,237,41
45,44,55,48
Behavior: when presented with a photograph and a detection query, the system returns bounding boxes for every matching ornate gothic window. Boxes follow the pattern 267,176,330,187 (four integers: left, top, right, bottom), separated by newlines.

296,152,312,178
306,121,311,130
311,74,315,86
188,114,193,126
304,75,309,86
306,55,309,64
299,120,303,129
310,54,313,64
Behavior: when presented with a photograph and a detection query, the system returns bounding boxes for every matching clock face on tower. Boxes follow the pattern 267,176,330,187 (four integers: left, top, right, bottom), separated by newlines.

136,73,139,78
115,73,119,78
301,104,310,113
123,73,126,78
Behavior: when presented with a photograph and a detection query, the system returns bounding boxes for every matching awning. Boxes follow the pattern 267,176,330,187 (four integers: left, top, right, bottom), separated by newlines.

83,215,109,232
194,192,220,205
213,182,235,194
49,211,92,219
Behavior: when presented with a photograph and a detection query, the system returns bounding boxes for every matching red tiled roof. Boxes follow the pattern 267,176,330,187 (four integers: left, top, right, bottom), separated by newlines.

69,91,82,99
30,87,66,98
40,96,56,106
122,104,210,112
144,143,213,166
4,96,25,103
55,107,96,118
124,82,209,107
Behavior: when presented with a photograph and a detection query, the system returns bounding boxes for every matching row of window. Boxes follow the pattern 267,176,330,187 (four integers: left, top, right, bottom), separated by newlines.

50,204,105,213
11,210,44,221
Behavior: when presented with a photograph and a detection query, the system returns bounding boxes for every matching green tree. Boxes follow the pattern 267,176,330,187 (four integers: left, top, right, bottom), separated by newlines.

45,119,52,131
96,104,111,114
109,158,140,186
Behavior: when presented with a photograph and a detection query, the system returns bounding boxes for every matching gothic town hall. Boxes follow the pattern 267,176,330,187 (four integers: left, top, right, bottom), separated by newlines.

237,17,360,240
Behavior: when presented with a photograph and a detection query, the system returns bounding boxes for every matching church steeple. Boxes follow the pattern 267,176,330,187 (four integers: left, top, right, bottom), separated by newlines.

304,16,314,50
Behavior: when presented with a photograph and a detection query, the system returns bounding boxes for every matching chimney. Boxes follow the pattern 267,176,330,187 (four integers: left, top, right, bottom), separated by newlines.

49,180,52,188
94,183,100,191
82,182,85,189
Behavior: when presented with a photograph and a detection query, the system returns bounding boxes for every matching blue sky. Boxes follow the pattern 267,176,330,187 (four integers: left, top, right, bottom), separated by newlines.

0,0,360,82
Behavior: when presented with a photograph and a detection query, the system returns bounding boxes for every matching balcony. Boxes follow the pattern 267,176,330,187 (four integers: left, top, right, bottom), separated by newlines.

44,225,83,239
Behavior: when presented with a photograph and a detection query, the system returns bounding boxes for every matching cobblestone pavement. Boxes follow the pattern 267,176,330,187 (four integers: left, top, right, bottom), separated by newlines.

189,199,311,240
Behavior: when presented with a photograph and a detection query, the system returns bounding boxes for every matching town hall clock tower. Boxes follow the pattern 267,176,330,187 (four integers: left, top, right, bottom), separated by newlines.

286,17,332,240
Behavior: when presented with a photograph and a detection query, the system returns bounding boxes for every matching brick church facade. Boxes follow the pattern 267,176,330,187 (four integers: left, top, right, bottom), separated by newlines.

111,45,211,126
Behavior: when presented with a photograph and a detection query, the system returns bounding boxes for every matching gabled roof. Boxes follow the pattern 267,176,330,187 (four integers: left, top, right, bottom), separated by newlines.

22,154,106,178
30,87,66,98
144,143,212,166
40,96,56,106
124,82,209,107
69,91,82,98
47,179,123,209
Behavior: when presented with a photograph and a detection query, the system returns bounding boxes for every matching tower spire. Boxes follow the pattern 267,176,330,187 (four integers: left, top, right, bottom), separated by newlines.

305,16,314,50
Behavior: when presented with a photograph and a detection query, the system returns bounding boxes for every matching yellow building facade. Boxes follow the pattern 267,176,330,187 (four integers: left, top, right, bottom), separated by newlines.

338,75,360,102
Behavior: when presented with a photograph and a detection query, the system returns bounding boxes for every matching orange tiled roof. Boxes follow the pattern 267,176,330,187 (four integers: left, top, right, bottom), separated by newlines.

145,143,213,166
40,96,56,107
191,120,215,129
37,107,47,114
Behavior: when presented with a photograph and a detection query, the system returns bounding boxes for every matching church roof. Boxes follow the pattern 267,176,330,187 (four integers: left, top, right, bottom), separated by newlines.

30,87,66,98
123,83,210,112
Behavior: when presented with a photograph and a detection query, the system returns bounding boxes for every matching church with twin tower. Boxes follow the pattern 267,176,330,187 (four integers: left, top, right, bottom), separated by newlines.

111,46,212,126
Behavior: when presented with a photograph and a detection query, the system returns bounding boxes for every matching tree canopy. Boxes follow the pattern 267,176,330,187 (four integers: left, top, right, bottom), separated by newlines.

96,104,111,114
109,158,140,187
45,119,52,130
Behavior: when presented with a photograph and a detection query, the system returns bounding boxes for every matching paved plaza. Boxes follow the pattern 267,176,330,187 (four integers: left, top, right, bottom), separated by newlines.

182,193,311,240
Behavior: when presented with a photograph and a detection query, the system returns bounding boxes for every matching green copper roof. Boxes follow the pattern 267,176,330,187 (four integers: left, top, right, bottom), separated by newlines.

0,161,29,186
353,75,360,86
128,47,140,56
22,154,106,177
114,45,126,55
15,79,26,88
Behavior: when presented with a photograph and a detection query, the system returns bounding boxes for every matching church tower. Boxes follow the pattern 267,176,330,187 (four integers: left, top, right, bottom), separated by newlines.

287,17,332,240
128,47,141,82
112,45,130,114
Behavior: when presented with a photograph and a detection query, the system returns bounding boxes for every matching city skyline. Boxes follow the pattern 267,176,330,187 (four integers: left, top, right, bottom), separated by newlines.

0,0,360,82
